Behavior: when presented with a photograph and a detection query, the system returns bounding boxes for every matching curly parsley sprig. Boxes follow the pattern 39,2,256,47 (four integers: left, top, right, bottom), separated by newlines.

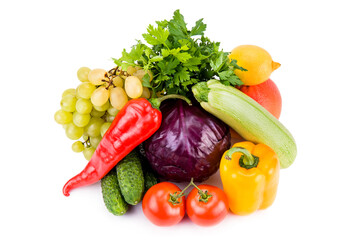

113,10,246,96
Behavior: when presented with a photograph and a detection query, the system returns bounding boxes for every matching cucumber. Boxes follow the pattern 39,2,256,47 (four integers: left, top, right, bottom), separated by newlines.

143,169,158,192
116,150,144,205
138,147,158,192
101,169,128,216
192,80,297,168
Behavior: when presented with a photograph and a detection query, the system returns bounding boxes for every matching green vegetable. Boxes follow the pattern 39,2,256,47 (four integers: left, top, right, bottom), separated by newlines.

116,150,145,205
192,80,297,168
101,170,128,216
113,10,246,96
138,149,159,192
143,169,158,192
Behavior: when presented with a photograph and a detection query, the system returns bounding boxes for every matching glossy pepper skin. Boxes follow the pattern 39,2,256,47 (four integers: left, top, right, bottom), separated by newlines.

220,141,280,215
63,95,190,196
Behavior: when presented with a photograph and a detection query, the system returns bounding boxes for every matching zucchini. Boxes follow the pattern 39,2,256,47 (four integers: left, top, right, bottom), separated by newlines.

192,80,297,168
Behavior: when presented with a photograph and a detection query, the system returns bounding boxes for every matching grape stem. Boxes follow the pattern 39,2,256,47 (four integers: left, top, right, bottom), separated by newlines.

83,138,91,148
100,67,122,90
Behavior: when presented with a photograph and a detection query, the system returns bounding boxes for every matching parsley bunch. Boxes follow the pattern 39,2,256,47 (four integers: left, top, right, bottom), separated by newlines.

113,10,246,96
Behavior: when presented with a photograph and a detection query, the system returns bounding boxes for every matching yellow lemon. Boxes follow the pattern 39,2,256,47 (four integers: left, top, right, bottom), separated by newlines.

229,45,281,85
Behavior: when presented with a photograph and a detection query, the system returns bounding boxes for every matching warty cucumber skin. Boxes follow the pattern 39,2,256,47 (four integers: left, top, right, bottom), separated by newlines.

193,80,297,168
101,170,128,216
116,150,145,205
144,170,158,192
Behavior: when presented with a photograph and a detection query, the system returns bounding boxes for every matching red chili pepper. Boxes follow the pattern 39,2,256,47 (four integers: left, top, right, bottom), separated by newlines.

63,94,191,196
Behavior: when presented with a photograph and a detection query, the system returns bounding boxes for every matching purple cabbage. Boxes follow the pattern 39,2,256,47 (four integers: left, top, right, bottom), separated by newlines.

144,99,231,182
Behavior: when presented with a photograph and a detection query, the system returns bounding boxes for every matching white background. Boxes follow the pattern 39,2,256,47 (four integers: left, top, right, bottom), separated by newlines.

1,0,360,239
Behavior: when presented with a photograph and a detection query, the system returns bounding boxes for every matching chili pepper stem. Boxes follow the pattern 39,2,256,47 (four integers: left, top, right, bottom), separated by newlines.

149,94,192,110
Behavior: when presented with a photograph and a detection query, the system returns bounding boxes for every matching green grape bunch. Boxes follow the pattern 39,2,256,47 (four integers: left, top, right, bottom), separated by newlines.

54,67,122,161
54,65,153,161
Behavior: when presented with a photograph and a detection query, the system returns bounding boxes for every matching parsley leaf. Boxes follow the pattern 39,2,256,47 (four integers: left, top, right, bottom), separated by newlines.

190,18,207,36
168,10,188,39
113,10,246,96
141,73,152,88
174,67,190,86
158,57,179,76
142,24,169,46
230,59,248,71
210,53,226,72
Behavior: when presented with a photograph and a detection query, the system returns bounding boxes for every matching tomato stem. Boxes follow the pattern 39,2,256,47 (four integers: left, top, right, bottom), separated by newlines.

168,178,214,205
168,179,193,205
189,178,212,203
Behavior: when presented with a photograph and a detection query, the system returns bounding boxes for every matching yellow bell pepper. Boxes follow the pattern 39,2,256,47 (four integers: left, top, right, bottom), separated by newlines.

220,141,280,215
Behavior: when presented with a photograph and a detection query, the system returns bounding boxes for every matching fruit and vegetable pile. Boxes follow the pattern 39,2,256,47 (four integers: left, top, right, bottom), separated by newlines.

55,10,297,227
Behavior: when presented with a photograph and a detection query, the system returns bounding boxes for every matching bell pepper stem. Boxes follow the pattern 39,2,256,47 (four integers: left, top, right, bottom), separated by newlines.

149,94,192,110
225,147,259,169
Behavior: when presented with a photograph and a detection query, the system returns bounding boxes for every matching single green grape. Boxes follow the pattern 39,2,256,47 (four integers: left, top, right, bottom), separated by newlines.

76,82,96,99
90,136,102,148
61,95,77,112
76,98,92,114
112,76,123,87
65,123,84,140
100,122,112,137
72,141,84,153
88,68,107,85
107,106,119,116
83,134,89,141
105,114,115,122
72,112,91,127
91,86,109,106
54,109,72,124
84,117,104,137
90,108,105,117
62,88,76,98
93,100,110,112
83,147,96,160
77,67,91,82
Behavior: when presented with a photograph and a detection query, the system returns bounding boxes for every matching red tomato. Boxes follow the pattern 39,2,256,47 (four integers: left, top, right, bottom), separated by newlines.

186,184,229,226
142,182,185,226
237,78,282,119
